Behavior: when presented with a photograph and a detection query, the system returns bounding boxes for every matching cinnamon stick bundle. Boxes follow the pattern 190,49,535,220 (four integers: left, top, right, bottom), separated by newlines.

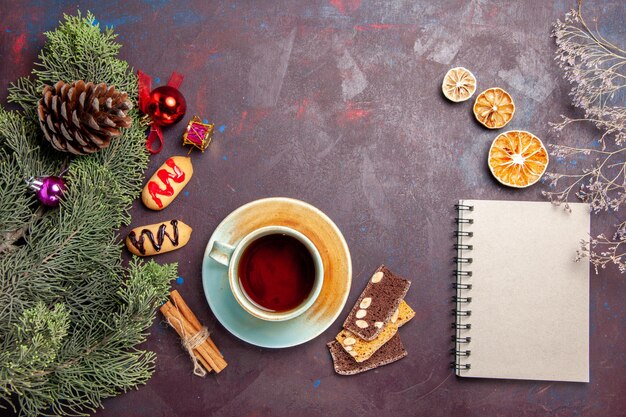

160,290,227,374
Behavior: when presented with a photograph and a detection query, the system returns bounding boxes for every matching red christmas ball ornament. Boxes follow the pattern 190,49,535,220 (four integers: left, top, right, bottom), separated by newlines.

137,71,186,153
146,86,186,126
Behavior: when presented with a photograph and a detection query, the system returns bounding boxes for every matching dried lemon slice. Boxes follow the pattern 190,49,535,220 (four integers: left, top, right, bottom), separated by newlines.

442,67,476,102
473,88,515,129
488,130,549,188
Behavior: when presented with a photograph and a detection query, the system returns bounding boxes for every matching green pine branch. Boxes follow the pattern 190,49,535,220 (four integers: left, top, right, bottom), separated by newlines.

8,11,136,120
0,11,176,416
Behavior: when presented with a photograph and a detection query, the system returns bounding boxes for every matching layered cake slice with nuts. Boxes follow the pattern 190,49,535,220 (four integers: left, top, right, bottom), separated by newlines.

336,300,415,363
328,333,407,376
342,265,411,341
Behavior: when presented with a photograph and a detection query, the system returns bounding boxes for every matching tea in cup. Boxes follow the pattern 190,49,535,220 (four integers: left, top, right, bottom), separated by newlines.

208,226,324,321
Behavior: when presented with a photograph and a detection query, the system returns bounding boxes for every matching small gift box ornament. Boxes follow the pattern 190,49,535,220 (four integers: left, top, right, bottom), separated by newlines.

183,116,214,152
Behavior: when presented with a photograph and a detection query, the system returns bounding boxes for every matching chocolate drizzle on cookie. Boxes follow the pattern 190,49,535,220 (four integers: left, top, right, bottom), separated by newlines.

128,220,180,255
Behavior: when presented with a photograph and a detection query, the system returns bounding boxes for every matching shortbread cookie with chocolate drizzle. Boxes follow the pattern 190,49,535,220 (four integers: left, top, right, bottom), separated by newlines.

342,265,411,341
125,219,192,256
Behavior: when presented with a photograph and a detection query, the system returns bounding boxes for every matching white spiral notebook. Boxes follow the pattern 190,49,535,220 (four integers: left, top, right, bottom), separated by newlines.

453,200,590,382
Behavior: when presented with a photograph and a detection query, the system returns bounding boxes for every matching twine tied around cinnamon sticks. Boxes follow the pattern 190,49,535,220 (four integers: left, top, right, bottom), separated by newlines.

160,290,227,376
166,314,210,376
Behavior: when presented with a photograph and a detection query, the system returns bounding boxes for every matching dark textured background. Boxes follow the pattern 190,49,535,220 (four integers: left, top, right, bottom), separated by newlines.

1,1,625,416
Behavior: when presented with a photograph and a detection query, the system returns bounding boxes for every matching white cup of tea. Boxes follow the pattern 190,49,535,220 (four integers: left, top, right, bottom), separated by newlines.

208,225,324,321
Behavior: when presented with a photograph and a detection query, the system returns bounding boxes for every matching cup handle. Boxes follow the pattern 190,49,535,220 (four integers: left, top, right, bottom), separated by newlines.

208,241,236,266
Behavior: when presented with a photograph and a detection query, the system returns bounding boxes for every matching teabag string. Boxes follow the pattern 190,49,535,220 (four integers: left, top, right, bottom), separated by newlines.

166,309,210,377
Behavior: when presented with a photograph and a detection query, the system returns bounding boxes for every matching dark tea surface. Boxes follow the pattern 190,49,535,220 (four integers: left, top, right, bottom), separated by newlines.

238,234,315,312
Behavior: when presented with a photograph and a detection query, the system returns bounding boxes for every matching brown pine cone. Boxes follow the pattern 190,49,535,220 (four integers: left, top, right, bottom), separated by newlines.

37,80,133,155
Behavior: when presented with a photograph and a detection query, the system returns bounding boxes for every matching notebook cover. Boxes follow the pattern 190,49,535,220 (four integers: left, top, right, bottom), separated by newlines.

455,200,590,382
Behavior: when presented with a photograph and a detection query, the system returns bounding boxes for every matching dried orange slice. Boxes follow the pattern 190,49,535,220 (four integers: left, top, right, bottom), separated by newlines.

473,88,515,129
488,130,549,188
442,67,476,102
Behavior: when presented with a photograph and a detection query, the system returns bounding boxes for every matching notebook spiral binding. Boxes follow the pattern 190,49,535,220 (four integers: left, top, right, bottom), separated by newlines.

452,203,473,372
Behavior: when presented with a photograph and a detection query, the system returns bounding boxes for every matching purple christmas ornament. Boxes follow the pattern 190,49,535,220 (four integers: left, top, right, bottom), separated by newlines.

28,176,66,207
